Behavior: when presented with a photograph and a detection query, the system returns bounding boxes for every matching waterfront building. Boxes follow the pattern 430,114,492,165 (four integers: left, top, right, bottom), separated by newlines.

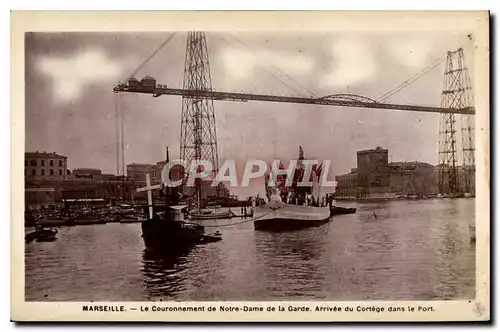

335,147,450,198
25,151,68,180
25,187,58,210
182,179,230,200
335,171,358,198
126,163,160,182
155,161,184,183
389,162,435,195
71,168,102,180
356,146,390,188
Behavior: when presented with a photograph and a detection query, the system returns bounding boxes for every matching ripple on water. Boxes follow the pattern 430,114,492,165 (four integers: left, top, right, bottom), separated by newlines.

25,199,475,301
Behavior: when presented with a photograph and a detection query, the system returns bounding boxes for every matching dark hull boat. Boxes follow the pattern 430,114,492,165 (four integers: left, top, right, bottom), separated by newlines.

120,214,147,223
329,206,357,217
38,218,72,227
141,205,222,252
200,231,223,244
73,212,107,225
138,148,222,253
253,200,330,231
36,232,58,242
26,227,58,243
142,209,205,251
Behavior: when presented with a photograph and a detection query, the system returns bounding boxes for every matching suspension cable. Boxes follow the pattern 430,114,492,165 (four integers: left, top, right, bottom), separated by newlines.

377,55,446,103
221,34,317,98
217,36,302,97
229,33,318,97
125,32,177,80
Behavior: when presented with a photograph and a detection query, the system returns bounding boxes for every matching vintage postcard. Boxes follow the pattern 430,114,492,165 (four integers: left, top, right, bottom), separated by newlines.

11,11,490,322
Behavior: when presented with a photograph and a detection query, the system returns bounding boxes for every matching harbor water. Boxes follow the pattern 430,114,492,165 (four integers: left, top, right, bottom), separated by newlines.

25,198,475,301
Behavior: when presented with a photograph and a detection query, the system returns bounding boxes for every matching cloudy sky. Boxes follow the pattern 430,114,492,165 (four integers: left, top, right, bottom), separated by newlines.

25,31,474,198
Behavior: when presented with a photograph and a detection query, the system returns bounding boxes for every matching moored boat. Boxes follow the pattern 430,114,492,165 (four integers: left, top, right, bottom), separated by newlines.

142,205,206,251
73,213,107,225
138,148,223,252
120,214,147,223
25,229,38,243
36,231,58,242
73,218,106,225
189,209,235,220
329,206,357,217
253,198,330,231
38,218,72,227
26,226,58,243
200,231,223,244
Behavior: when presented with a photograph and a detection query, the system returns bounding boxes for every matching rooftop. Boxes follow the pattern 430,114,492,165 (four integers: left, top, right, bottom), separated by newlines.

389,161,433,167
127,163,156,167
357,146,388,154
25,151,67,159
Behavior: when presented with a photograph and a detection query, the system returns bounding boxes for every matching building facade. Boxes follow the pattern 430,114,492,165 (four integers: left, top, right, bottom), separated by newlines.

25,187,58,210
25,152,68,180
335,171,358,198
155,161,185,184
356,146,390,188
126,163,160,183
71,168,102,180
335,147,447,198
388,162,436,195
183,179,230,200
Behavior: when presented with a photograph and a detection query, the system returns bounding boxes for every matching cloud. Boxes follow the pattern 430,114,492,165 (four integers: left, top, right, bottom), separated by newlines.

36,48,132,103
320,38,378,89
219,47,315,82
386,38,435,70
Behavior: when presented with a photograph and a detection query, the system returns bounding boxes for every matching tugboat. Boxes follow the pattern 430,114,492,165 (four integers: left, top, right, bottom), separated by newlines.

139,148,222,252
141,204,206,251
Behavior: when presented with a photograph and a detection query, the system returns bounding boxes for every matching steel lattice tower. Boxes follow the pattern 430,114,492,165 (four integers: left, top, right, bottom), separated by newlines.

180,32,219,174
458,51,475,194
438,48,475,194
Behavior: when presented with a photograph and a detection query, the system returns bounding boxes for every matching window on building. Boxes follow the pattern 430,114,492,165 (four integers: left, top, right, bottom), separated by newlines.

41,169,45,176
41,160,45,166
59,169,62,176
24,160,27,167
50,160,54,166
32,169,36,176
50,169,54,176
30,160,37,166
59,160,63,167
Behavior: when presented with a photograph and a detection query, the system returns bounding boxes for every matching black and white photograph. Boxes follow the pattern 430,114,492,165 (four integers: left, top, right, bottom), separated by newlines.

11,11,490,322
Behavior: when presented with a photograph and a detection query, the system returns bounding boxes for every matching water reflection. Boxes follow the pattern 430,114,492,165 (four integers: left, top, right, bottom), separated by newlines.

432,200,468,299
24,199,476,301
141,247,192,299
253,224,330,299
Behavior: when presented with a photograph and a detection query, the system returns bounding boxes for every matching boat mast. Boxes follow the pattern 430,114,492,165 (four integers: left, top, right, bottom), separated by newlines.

197,181,201,212
165,146,170,208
